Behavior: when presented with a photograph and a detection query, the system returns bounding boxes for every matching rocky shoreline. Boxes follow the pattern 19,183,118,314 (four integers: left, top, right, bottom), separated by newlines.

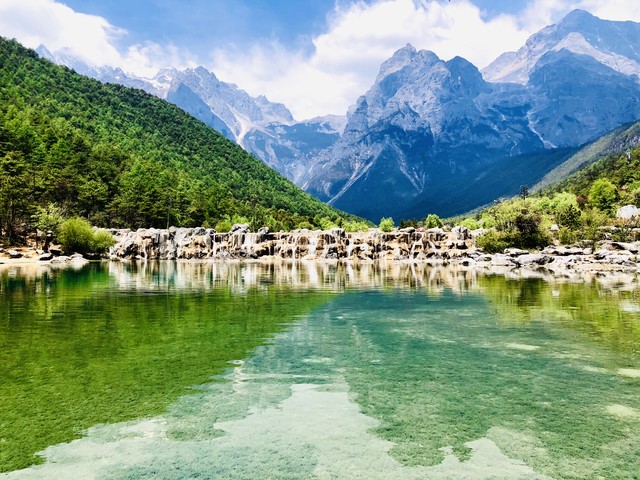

3,225,640,278
102,225,640,275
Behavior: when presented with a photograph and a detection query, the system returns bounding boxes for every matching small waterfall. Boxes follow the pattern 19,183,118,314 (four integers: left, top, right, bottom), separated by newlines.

346,239,354,259
242,233,256,256
308,233,318,257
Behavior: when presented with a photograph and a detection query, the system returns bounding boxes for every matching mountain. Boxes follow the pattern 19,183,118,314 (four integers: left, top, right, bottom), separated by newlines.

0,37,356,237
483,9,640,84
296,10,640,221
534,121,640,192
33,10,640,222
35,45,339,181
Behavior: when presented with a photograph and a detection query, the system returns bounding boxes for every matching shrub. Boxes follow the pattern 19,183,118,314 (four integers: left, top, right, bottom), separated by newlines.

424,214,443,229
379,217,395,232
31,203,66,236
58,217,114,254
215,219,233,232
477,230,509,254
579,209,609,245
458,217,479,230
589,178,617,214
317,216,338,230
92,230,116,252
343,220,370,232
558,226,578,245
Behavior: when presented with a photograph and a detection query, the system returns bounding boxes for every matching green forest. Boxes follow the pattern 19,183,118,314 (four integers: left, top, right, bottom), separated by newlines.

0,38,363,243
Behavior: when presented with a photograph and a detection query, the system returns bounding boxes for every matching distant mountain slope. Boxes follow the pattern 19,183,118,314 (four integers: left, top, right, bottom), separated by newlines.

534,121,640,192
0,38,355,236
35,45,342,184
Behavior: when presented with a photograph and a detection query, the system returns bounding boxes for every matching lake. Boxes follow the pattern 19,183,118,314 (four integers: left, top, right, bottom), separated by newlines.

1,261,639,479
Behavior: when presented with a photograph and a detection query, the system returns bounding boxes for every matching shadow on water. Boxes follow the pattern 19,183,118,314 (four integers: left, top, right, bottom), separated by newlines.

1,261,639,479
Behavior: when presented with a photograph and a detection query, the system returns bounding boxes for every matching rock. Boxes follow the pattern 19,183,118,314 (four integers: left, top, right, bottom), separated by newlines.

400,227,416,234
49,247,62,256
490,254,517,267
330,228,345,238
516,254,552,265
50,256,70,263
611,242,640,254
39,253,54,261
70,253,84,260
504,248,529,257
0,247,4,253
550,224,560,232
230,223,250,234
8,249,22,259
617,205,640,220
452,226,471,240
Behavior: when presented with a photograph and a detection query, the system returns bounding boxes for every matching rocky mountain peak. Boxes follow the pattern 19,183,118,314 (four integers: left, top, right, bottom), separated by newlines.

483,9,640,84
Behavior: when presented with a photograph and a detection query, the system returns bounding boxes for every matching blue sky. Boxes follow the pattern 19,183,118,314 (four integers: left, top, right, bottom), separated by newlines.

1,0,639,118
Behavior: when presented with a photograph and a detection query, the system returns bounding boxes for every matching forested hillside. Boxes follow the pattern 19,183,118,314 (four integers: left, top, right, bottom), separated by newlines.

0,38,360,242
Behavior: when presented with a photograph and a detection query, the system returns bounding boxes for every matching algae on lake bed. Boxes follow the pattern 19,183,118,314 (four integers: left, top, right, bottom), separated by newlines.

1,262,640,479
0,262,331,472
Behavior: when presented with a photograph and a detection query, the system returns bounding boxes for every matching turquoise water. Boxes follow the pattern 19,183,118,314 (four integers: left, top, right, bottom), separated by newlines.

1,262,639,479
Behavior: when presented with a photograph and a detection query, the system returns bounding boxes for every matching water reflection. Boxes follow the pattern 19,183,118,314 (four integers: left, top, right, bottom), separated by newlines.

1,262,639,479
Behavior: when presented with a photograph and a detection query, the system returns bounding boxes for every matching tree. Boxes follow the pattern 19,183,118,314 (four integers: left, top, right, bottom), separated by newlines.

589,178,617,214
379,217,395,232
424,214,443,229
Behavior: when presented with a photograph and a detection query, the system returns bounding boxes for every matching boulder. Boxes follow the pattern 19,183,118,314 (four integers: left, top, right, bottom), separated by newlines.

516,254,552,266
610,242,640,254
452,225,471,240
617,205,639,220
39,253,54,261
230,223,250,234
8,249,22,259
504,248,528,257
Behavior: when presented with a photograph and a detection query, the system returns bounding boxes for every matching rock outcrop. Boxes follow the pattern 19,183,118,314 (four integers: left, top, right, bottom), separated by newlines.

108,227,469,261
108,227,640,275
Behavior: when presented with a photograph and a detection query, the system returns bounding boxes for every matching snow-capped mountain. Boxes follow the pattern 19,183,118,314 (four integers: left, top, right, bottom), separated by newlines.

35,44,337,174
293,10,640,220
35,9,640,221
483,9,640,84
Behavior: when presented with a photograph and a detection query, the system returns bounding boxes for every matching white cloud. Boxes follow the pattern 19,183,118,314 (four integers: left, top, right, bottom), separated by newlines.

210,0,534,119
0,0,123,65
3,0,640,120
0,0,195,77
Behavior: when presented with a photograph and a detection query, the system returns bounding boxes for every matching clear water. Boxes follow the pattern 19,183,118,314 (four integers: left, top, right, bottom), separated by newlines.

1,262,639,479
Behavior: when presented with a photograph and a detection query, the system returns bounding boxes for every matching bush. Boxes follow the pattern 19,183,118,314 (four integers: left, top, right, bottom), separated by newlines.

317,216,338,230
379,217,395,232
424,214,443,229
477,230,509,254
589,178,617,214
458,218,479,230
31,203,66,236
215,219,233,232
484,200,550,249
343,220,370,232
58,217,114,254
558,226,578,245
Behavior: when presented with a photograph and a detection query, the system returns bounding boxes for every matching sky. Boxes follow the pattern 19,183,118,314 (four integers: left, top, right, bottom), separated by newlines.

2,0,640,119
